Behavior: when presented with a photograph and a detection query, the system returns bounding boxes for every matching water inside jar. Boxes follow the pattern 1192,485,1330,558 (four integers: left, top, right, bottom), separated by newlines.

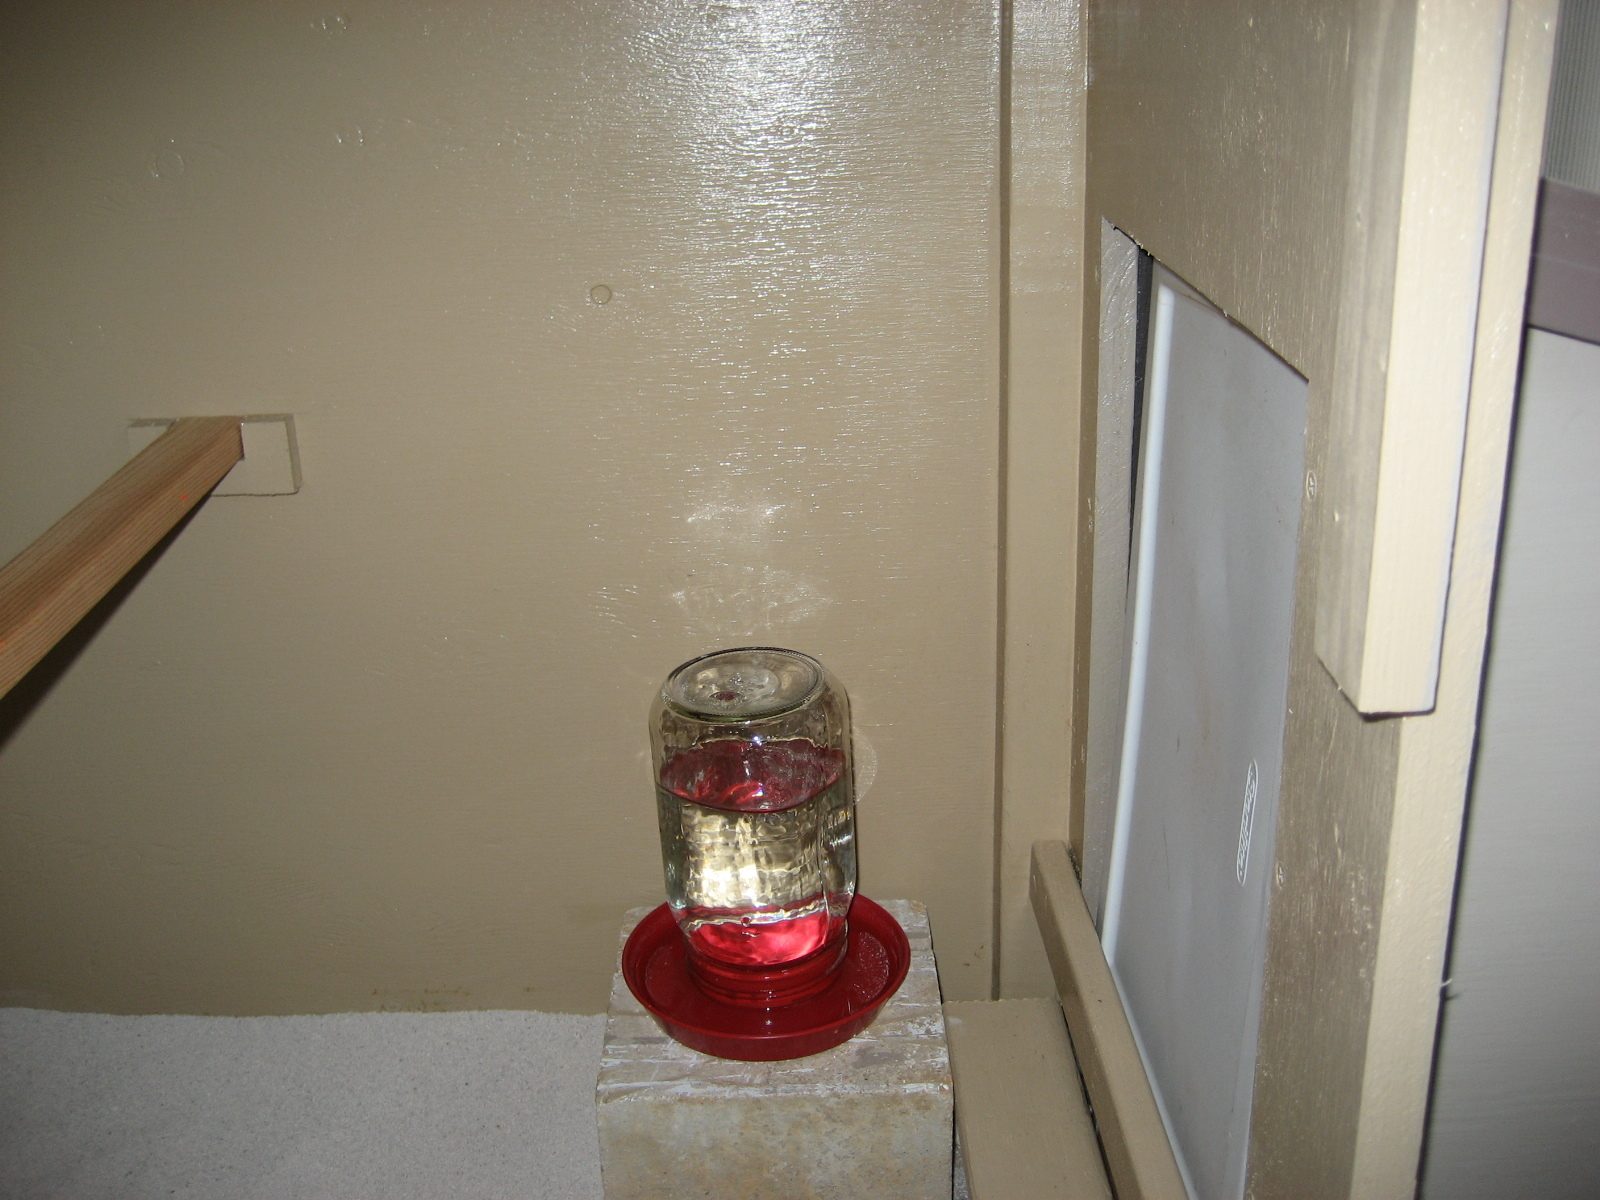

656,738,855,968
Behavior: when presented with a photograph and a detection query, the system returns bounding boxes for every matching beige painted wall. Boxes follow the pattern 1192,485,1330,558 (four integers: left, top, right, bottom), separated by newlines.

0,0,1000,1014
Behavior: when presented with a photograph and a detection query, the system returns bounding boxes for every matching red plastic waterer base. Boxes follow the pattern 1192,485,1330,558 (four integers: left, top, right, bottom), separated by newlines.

620,895,911,1062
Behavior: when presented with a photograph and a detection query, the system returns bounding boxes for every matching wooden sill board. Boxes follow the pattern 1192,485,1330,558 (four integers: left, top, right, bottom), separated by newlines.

1031,840,1187,1200
946,997,1111,1200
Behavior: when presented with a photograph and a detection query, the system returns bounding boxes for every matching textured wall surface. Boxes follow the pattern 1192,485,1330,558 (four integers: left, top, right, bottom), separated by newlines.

0,0,999,1013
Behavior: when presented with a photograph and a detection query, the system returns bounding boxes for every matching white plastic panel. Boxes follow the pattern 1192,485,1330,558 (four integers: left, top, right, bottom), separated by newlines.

1102,267,1308,1200
1420,330,1600,1198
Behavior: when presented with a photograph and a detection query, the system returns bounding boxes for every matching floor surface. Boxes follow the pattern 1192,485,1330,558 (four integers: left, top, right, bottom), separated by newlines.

0,1008,606,1199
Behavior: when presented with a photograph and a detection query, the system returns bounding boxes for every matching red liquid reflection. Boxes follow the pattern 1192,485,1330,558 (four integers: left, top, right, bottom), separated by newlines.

658,739,851,968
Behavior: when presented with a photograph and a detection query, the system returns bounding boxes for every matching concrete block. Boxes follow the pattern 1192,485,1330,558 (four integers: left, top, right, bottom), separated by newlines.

596,898,953,1200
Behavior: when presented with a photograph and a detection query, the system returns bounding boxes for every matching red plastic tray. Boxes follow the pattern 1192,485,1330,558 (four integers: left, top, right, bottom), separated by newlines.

621,895,911,1061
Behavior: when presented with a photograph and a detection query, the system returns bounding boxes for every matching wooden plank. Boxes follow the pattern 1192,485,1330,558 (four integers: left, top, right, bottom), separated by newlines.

1252,4,1557,1193
998,0,1089,1000
1314,0,1509,714
1030,840,1186,1200
0,417,243,698
946,998,1111,1200
1349,1,1560,1192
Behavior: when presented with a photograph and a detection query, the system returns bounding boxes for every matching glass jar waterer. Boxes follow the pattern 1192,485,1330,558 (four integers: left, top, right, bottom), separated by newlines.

649,646,856,1008
622,645,909,1061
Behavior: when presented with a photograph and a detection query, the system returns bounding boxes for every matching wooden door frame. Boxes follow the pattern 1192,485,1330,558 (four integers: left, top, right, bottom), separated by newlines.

1053,1,1557,1194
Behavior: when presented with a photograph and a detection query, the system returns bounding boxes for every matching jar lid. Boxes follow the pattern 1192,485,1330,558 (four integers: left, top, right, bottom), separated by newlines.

662,646,824,721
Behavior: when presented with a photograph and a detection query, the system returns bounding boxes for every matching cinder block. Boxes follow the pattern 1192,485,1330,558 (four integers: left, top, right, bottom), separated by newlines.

596,899,953,1200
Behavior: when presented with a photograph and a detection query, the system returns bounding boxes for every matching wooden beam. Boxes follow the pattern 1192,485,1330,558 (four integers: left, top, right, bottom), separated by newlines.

1349,1,1560,1190
946,998,1112,1200
0,417,243,698
1314,0,1508,714
997,0,1088,999
1030,839,1186,1200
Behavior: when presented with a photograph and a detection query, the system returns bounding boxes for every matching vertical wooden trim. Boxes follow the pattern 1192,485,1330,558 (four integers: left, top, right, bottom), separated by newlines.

997,0,1088,997
0,418,243,699
1314,0,1509,714
1248,3,1557,1195
1351,1,1559,1192
1031,840,1187,1200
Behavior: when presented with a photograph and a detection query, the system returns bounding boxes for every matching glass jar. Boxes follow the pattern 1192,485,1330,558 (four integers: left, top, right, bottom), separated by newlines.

649,646,856,1008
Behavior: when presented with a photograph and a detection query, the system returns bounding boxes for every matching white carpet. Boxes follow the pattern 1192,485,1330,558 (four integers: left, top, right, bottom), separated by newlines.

0,1008,606,1200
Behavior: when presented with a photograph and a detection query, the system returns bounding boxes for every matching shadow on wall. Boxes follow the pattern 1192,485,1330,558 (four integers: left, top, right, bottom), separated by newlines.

0,509,201,755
